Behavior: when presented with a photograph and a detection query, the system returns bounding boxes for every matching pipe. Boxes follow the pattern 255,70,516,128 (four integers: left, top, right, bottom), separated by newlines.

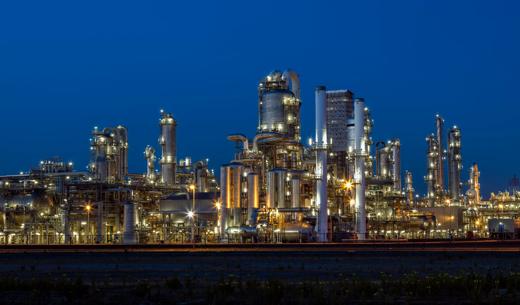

282,70,300,100
315,86,328,242
354,98,366,240
227,134,249,152
123,202,137,245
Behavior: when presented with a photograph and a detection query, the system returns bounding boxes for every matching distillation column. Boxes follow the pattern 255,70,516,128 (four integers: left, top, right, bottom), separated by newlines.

435,115,445,192
159,111,177,187
391,140,401,191
425,134,438,207
354,98,366,240
448,126,462,202
315,86,328,242
468,163,480,205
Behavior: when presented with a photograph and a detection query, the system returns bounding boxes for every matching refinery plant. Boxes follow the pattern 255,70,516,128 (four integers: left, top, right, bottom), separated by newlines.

0,70,517,245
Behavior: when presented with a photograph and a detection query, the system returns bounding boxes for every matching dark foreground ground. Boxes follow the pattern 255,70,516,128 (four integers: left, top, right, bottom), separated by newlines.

1,241,520,304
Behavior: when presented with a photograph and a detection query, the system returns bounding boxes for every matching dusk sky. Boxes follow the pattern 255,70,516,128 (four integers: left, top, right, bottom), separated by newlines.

1,0,519,196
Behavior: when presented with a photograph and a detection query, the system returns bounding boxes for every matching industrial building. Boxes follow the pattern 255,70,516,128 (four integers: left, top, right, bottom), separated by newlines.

0,69,518,244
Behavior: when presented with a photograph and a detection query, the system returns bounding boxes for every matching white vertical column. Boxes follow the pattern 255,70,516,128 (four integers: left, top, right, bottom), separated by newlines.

315,86,328,242
354,98,366,240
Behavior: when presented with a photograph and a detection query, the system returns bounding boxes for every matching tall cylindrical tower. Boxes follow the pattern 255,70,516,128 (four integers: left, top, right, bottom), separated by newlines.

354,98,366,240
315,86,328,242
448,126,462,202
159,110,177,187
435,115,445,192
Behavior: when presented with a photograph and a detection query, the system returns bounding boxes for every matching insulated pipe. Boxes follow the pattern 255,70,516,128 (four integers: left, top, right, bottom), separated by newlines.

354,98,366,240
282,70,300,100
227,134,249,152
315,86,328,242
247,173,259,226
123,202,137,245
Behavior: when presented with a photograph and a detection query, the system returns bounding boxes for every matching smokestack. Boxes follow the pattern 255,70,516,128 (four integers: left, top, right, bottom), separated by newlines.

315,86,328,242
354,98,366,240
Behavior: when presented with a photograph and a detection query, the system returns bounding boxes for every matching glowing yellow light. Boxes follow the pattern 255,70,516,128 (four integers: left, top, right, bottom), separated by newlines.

85,204,92,212
344,180,353,190
189,184,196,191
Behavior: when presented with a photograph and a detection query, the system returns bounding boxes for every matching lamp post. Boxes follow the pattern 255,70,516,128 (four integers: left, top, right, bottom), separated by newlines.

189,184,196,243
85,203,91,243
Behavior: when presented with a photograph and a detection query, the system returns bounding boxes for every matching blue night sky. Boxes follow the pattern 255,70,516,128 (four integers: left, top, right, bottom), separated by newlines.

0,0,519,196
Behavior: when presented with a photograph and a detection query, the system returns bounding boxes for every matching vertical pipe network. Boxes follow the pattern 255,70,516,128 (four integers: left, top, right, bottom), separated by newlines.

354,98,366,240
315,86,328,242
